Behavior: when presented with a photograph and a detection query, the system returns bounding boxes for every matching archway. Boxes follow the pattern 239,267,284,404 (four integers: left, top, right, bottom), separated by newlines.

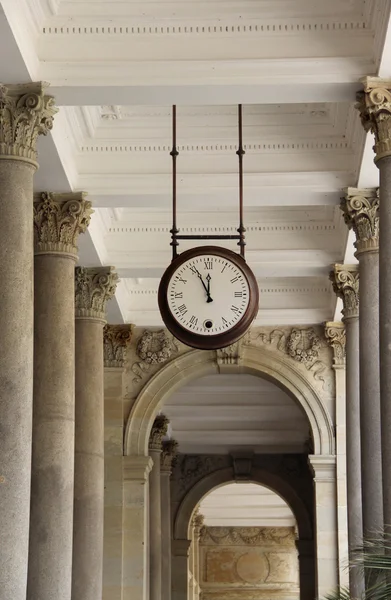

125,345,334,457
172,466,315,600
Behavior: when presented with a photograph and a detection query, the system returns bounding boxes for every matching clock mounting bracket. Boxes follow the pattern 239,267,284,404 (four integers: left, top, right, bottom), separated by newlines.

169,104,246,261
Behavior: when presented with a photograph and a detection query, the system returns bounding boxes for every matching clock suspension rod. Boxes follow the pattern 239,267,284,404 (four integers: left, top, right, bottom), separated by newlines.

170,105,179,260
237,104,246,259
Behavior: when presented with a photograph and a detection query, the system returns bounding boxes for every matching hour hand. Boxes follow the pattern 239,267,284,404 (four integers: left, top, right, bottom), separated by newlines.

205,274,213,303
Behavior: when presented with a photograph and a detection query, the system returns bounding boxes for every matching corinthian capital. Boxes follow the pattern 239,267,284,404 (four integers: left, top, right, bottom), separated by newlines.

356,77,391,162
75,266,118,323
329,264,359,321
34,192,93,257
161,439,179,472
324,322,346,368
103,324,133,368
0,82,57,165
149,415,169,452
341,187,379,254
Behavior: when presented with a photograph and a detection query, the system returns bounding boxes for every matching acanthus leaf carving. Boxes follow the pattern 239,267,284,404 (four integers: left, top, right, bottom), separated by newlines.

103,324,133,368
356,78,391,162
149,414,169,452
341,187,379,254
330,264,359,321
131,329,179,383
250,327,328,388
75,266,118,322
33,192,93,257
0,83,58,164
324,322,346,368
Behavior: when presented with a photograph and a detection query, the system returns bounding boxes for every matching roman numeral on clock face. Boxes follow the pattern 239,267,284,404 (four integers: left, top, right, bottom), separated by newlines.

174,292,183,298
189,315,198,326
204,260,213,270
231,305,240,313
234,291,242,297
230,276,240,284
177,304,188,315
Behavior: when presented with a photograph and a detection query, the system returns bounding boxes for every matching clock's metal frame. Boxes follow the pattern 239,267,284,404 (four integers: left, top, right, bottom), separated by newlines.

158,245,259,350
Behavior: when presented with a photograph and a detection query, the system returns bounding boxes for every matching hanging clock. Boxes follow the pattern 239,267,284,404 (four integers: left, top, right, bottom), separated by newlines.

158,245,259,350
158,106,259,350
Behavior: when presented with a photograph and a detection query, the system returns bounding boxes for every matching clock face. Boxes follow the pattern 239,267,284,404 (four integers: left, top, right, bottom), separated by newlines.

166,253,251,336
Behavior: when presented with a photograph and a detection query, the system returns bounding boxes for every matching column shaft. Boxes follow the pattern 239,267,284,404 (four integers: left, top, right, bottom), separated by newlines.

150,448,163,600
28,193,91,600
345,317,365,597
0,160,35,600
72,267,118,600
359,251,383,534
172,540,191,600
379,156,391,528
0,82,57,600
161,471,172,600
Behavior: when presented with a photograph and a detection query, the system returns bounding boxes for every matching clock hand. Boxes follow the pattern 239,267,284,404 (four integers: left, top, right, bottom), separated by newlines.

206,274,213,303
194,268,213,303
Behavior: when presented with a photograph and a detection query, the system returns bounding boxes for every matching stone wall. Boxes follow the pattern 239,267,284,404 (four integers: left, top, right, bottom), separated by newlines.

199,526,299,600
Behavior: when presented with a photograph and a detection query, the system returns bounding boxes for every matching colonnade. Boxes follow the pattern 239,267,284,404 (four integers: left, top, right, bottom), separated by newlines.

328,76,391,596
0,83,118,600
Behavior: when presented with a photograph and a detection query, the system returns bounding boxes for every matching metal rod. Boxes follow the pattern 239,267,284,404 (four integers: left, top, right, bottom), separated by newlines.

170,105,179,260
236,104,246,259
176,234,241,240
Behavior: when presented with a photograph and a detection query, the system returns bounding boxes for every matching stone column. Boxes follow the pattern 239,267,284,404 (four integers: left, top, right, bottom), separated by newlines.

103,325,133,600
27,193,92,600
149,415,169,600
188,519,195,600
340,190,383,536
357,78,391,530
72,267,118,600
308,455,338,599
324,322,349,589
122,455,153,600
329,267,364,599
172,539,192,600
161,440,179,600
192,512,204,600
295,539,316,600
0,82,57,600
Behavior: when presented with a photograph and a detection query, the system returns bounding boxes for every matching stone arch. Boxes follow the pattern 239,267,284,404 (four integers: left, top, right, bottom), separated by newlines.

124,345,334,456
173,467,313,541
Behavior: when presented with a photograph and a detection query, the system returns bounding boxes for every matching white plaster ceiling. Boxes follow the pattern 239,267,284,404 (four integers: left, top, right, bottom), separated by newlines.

164,374,310,454
199,482,296,528
1,0,388,325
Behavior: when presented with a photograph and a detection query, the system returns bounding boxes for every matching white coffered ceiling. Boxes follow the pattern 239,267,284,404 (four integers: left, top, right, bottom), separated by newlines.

199,483,296,528
0,0,389,325
164,374,309,454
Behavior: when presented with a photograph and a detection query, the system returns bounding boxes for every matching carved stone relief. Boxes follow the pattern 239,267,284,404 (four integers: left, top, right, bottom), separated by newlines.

103,324,133,368
131,329,179,383
172,454,230,500
250,326,330,389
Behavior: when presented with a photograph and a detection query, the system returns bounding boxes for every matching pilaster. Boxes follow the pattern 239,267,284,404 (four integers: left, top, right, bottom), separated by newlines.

329,265,359,322
75,266,119,323
356,77,391,163
341,187,379,256
104,324,133,368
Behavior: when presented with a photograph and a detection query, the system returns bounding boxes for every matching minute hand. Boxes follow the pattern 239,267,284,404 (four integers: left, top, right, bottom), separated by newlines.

196,272,213,303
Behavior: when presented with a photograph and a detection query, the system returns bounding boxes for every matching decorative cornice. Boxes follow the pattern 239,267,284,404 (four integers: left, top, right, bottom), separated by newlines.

341,187,379,255
103,324,133,368
329,264,359,321
161,439,179,473
123,455,153,483
200,526,296,547
109,223,335,234
324,322,346,369
149,414,169,452
356,77,391,162
75,266,118,323
0,82,57,165
33,192,92,257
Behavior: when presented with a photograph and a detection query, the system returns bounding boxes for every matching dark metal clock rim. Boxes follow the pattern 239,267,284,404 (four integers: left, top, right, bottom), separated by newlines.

158,245,259,350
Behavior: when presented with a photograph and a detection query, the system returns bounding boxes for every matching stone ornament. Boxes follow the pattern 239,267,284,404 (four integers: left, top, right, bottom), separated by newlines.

103,324,133,368
200,526,295,547
160,439,179,472
149,414,169,452
0,82,57,164
216,341,241,365
131,329,179,383
324,322,346,368
330,264,359,321
341,187,379,254
75,266,118,322
33,192,93,257
356,77,391,162
253,327,327,388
